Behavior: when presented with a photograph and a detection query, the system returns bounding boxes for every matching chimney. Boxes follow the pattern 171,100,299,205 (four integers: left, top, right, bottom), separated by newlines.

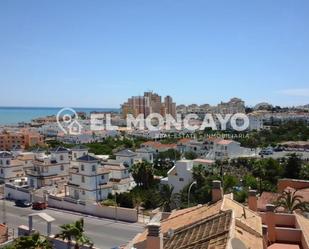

265,204,276,243
212,180,223,202
248,190,258,211
146,222,163,249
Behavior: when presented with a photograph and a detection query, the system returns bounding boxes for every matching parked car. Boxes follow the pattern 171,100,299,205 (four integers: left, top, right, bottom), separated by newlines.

259,148,273,155
273,146,283,152
15,199,32,208
32,201,47,210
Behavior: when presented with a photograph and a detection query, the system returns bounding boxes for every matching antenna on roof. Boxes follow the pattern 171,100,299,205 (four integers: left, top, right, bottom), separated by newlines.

242,206,247,219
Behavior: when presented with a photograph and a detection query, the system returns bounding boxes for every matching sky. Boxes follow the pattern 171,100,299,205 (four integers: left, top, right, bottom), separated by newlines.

0,0,309,108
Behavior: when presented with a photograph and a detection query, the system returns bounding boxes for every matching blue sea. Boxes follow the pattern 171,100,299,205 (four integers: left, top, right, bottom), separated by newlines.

0,107,120,125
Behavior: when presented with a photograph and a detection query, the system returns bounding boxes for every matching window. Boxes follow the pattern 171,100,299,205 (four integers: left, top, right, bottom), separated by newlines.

6,160,10,165
60,165,64,171
81,164,84,171
60,155,64,161
74,153,77,158
81,176,85,183
82,190,85,195
0,160,2,165
1,169,3,174
179,178,184,182
92,165,96,172
101,175,104,179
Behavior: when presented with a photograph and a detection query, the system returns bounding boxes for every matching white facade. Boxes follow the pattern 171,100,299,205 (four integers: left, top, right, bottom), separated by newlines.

27,147,70,189
71,145,88,161
205,139,256,160
68,154,112,201
135,148,154,163
114,149,136,167
0,152,28,184
103,161,136,193
161,160,194,194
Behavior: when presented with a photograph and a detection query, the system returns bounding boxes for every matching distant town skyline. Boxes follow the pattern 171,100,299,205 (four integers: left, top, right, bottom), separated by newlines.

1,0,309,108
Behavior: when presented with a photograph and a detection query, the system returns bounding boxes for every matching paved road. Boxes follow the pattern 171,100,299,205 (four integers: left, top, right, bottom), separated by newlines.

1,200,144,249
261,151,309,159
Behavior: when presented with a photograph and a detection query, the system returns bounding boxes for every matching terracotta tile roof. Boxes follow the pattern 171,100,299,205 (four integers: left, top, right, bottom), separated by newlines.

141,141,177,149
193,159,215,164
216,139,235,145
177,138,193,144
222,197,263,236
132,195,264,249
134,201,223,248
164,210,232,249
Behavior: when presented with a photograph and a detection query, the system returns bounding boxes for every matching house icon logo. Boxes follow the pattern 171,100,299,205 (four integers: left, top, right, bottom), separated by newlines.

68,120,83,135
56,108,83,135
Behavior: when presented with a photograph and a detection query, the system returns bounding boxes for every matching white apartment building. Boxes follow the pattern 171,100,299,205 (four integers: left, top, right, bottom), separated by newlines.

193,158,215,172
177,138,208,156
0,151,27,184
135,148,154,163
205,139,256,160
114,149,137,166
161,160,194,194
27,147,70,189
71,145,88,161
68,154,112,201
114,148,154,166
102,160,136,193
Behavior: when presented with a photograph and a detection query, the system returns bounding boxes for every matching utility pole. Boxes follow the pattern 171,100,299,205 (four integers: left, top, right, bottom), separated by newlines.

2,198,6,225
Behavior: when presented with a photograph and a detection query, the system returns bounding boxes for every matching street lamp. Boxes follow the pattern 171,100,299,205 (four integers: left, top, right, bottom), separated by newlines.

188,181,197,207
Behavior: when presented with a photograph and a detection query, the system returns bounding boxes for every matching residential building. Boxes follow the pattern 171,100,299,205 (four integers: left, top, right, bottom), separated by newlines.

27,147,70,189
114,149,137,166
0,151,27,184
205,138,256,160
247,188,309,249
114,148,154,165
68,154,112,201
127,181,264,249
160,160,193,193
192,158,215,172
0,130,44,151
71,145,88,161
177,138,207,156
216,97,246,114
141,141,177,154
102,161,135,193
121,91,176,118
135,148,154,163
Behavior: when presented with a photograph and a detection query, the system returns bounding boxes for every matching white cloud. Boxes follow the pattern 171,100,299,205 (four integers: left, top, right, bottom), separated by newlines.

278,88,309,97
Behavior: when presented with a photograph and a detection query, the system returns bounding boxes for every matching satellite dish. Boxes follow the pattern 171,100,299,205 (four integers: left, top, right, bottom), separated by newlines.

230,238,247,249
167,228,174,238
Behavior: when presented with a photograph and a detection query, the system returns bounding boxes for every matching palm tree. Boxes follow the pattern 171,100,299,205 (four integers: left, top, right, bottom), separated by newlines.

130,161,154,189
275,189,309,213
55,218,93,249
159,185,179,212
13,232,52,249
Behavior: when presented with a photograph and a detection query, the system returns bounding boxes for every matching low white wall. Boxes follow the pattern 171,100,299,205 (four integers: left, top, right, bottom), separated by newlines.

4,184,31,201
47,195,138,222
